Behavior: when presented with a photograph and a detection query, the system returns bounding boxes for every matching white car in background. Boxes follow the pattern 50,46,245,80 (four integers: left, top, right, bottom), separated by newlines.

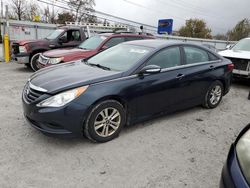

219,38,250,79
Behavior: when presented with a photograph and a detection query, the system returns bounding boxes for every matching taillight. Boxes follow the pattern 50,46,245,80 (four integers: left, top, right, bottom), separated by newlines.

227,63,234,71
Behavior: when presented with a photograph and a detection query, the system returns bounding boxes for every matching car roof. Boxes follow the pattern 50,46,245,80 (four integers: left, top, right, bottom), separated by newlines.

123,39,182,48
99,33,154,38
123,39,212,50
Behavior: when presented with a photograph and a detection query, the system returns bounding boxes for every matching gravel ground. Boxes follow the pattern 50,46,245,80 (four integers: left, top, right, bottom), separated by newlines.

0,63,250,188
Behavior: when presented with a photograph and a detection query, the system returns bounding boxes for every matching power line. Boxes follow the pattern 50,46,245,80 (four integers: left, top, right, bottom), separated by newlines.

37,0,158,33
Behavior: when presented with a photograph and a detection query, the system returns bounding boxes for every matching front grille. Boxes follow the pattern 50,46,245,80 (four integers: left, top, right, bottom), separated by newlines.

226,57,250,71
11,43,19,54
38,55,50,65
24,83,45,103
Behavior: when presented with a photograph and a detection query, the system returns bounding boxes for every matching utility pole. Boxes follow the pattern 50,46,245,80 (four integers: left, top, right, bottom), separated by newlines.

5,4,8,35
0,0,2,43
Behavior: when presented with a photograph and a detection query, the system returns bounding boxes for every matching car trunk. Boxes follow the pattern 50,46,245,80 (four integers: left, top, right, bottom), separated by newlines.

226,57,250,71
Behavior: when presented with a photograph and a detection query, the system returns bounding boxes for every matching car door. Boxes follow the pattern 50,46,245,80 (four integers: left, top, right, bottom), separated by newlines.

135,46,188,118
180,45,222,104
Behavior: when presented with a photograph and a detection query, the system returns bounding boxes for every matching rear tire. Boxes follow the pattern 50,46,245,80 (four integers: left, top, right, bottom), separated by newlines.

30,53,41,72
203,81,224,109
84,100,126,143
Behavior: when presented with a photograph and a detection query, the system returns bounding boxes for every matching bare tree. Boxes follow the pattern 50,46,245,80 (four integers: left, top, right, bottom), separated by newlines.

68,0,95,22
25,1,40,21
42,5,57,23
10,0,27,20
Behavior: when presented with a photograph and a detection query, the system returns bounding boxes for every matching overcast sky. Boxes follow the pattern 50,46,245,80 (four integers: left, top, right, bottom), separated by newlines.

2,0,250,34
94,0,250,34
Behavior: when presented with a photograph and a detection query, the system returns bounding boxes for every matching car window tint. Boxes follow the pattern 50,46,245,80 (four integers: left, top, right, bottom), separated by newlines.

184,46,209,64
105,37,126,48
146,47,181,69
125,37,143,41
72,30,81,41
66,30,81,41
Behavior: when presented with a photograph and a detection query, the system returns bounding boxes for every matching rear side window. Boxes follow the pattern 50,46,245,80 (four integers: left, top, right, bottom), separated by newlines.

184,46,209,64
105,37,125,48
125,37,143,41
209,53,220,61
146,47,181,69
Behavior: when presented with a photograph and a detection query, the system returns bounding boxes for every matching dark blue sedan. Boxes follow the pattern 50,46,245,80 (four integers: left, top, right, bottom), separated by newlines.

220,124,250,188
22,40,234,142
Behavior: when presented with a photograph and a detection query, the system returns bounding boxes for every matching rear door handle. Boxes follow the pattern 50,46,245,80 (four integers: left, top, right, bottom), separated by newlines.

176,74,185,80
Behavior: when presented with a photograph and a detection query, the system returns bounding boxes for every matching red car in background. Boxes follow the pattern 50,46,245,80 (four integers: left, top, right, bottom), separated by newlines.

37,33,154,70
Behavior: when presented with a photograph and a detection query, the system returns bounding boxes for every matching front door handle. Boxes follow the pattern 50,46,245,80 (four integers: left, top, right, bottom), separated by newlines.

209,65,215,70
176,74,185,80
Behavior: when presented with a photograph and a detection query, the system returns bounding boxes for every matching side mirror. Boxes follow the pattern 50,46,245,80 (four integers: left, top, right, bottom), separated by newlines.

58,36,68,44
226,44,232,50
101,45,108,51
139,65,161,75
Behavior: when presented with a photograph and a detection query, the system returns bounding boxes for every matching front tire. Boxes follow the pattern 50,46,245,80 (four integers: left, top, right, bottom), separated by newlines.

203,81,224,109
84,100,126,143
30,53,41,72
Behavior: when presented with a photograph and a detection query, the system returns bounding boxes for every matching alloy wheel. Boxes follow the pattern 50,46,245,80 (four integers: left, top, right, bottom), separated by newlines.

94,107,121,137
209,85,222,105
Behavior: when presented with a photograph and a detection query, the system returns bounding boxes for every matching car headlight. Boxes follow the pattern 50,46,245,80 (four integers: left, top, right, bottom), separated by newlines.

19,46,27,53
49,57,64,65
236,128,250,184
37,86,88,107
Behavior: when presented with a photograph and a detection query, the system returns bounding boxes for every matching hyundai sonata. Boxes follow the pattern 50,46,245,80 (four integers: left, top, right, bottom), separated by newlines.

22,40,234,142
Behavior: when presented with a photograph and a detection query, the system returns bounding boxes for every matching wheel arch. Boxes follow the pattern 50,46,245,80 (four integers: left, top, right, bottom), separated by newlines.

29,49,48,61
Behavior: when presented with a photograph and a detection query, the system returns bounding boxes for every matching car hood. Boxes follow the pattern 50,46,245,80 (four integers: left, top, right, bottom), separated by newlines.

16,39,48,46
30,61,122,94
219,49,250,60
43,48,94,58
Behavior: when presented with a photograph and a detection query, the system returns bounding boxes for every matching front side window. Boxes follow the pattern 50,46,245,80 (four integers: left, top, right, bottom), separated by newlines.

105,37,126,48
87,44,152,71
146,47,181,69
184,46,209,64
46,29,64,40
125,37,143,41
78,35,107,50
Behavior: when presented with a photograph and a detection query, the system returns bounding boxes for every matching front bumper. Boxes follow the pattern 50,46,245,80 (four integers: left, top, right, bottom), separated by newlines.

22,93,90,138
220,145,249,188
233,69,250,78
12,53,30,64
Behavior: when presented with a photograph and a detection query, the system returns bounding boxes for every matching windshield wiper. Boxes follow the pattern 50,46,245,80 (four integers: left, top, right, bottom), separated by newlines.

88,63,111,71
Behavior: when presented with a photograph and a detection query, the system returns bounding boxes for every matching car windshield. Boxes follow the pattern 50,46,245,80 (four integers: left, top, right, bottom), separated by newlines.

46,29,65,40
87,44,152,71
78,35,107,50
232,38,250,51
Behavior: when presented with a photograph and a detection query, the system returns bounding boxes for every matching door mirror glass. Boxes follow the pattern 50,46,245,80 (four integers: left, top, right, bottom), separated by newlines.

139,65,161,74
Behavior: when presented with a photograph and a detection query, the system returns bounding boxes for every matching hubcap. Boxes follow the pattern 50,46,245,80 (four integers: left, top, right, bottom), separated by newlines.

94,108,121,137
209,85,222,105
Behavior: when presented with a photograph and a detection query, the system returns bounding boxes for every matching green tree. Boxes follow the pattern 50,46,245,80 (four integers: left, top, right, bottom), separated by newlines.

228,19,250,41
179,19,212,39
57,12,75,24
68,0,95,22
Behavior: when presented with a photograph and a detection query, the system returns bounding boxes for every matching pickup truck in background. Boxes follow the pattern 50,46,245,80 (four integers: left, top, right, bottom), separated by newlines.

11,26,87,71
219,38,250,79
